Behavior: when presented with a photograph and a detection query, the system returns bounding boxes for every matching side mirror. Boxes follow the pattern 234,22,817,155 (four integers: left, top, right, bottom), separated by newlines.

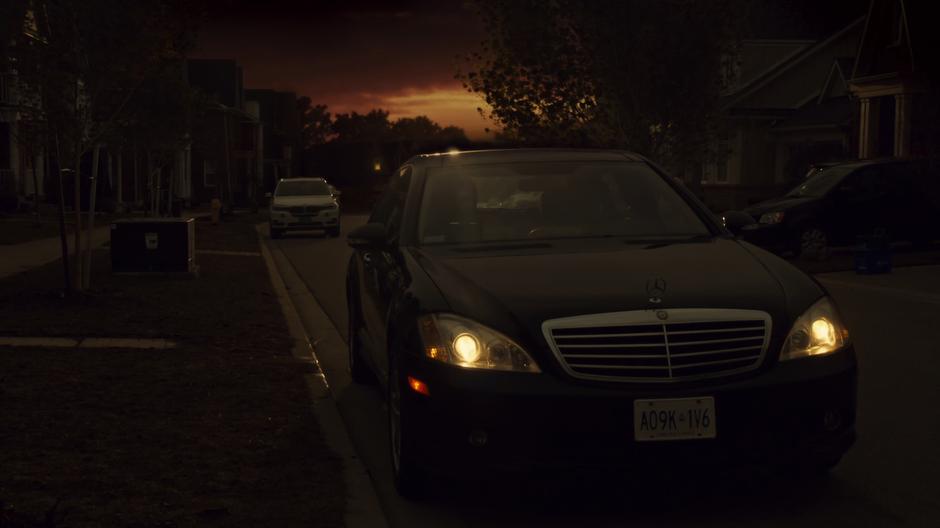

347,222,389,250
721,210,756,236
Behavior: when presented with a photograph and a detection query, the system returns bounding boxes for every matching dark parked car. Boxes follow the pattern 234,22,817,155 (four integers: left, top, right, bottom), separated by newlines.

345,149,856,497
740,159,940,257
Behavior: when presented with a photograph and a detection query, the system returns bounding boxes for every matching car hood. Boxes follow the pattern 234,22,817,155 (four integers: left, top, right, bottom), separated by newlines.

412,239,791,350
744,195,817,217
272,195,335,207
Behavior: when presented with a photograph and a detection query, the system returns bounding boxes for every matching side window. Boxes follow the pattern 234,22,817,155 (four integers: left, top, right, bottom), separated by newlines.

840,167,883,199
368,166,412,235
884,163,917,201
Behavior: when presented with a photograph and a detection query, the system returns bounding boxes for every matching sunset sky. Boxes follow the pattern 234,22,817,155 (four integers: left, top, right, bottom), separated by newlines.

194,0,495,139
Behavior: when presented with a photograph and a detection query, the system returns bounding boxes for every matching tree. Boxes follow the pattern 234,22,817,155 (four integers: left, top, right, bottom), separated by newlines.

297,96,333,147
331,109,391,144
460,0,745,174
120,66,206,216
390,115,442,142
9,0,201,291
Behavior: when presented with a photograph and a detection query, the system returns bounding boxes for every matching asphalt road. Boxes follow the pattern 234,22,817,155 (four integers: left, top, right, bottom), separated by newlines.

272,214,940,527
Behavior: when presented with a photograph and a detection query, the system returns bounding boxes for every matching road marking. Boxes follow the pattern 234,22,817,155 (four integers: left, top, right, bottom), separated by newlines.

0,337,176,349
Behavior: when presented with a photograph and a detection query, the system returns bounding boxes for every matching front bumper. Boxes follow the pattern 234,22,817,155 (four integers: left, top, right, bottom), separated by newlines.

400,346,856,476
270,211,339,230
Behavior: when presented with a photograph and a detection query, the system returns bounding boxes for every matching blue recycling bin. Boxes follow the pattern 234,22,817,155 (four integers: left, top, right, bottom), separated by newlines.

854,232,892,274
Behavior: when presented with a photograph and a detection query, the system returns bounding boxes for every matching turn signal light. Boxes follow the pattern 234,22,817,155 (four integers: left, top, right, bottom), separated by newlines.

407,376,430,397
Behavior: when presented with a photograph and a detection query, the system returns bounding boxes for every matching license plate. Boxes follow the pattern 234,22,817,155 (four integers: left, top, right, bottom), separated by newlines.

633,397,716,441
298,216,313,223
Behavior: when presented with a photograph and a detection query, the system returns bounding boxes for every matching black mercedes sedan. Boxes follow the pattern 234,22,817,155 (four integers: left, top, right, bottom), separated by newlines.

345,149,856,497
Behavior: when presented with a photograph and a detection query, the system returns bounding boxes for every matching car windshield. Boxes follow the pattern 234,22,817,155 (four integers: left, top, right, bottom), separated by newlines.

418,161,711,245
276,180,330,196
786,166,855,198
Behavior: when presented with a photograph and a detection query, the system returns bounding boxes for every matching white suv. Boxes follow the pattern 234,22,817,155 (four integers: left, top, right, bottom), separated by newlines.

269,177,341,238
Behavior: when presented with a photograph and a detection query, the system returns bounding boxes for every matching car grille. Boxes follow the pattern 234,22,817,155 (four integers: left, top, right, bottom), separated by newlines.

289,205,332,215
543,309,771,382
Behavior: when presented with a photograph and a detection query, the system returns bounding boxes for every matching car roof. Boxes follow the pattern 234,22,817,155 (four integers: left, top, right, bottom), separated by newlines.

406,148,647,167
825,158,913,171
278,177,327,182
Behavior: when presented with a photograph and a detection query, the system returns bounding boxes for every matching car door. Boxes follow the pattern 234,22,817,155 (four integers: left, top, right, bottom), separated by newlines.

880,162,919,239
358,166,412,382
827,165,887,244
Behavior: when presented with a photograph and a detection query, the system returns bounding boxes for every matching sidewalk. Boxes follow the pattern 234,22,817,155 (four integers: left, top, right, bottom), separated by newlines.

0,210,211,280
0,225,110,280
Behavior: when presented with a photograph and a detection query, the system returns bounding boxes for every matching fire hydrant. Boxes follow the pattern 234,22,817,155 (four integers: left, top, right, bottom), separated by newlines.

210,198,222,225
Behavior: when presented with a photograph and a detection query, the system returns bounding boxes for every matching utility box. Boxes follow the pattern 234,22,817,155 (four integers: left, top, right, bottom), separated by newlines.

111,218,197,275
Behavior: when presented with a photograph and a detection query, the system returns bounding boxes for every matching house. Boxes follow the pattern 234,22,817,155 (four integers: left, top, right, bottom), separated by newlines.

185,59,263,207
701,18,865,211
0,69,17,210
0,4,45,211
245,89,301,191
849,0,939,159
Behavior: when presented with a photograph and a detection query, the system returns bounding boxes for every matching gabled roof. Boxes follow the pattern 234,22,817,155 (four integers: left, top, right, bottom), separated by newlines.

851,0,916,81
818,58,855,103
723,17,865,111
731,40,815,91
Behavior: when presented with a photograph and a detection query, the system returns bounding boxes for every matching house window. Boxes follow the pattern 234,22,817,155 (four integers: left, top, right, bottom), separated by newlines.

716,148,729,183
0,122,11,170
203,159,217,187
715,129,731,184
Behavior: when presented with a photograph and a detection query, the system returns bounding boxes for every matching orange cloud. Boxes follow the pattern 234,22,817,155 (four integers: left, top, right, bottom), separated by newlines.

331,87,496,141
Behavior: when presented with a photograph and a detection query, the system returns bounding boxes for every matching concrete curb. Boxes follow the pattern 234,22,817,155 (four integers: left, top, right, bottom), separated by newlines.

256,225,388,528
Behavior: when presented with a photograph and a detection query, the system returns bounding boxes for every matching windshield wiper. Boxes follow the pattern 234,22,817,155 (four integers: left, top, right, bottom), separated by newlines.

450,242,553,252
633,234,715,249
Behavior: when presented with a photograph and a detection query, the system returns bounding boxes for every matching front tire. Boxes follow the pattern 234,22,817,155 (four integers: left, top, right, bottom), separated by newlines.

347,292,372,384
798,226,830,261
388,350,427,499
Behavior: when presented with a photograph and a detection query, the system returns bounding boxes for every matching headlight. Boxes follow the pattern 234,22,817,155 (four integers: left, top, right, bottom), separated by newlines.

759,211,785,224
417,314,540,372
780,297,850,360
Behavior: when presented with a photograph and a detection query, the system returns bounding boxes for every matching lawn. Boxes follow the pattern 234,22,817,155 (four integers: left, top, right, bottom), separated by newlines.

0,214,345,527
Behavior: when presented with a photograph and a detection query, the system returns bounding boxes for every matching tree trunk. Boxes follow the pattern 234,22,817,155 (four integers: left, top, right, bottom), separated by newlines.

147,150,154,215
83,144,100,289
31,154,41,224
155,167,162,217
222,112,233,210
53,135,71,295
116,149,123,210
133,145,139,206
73,151,83,291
